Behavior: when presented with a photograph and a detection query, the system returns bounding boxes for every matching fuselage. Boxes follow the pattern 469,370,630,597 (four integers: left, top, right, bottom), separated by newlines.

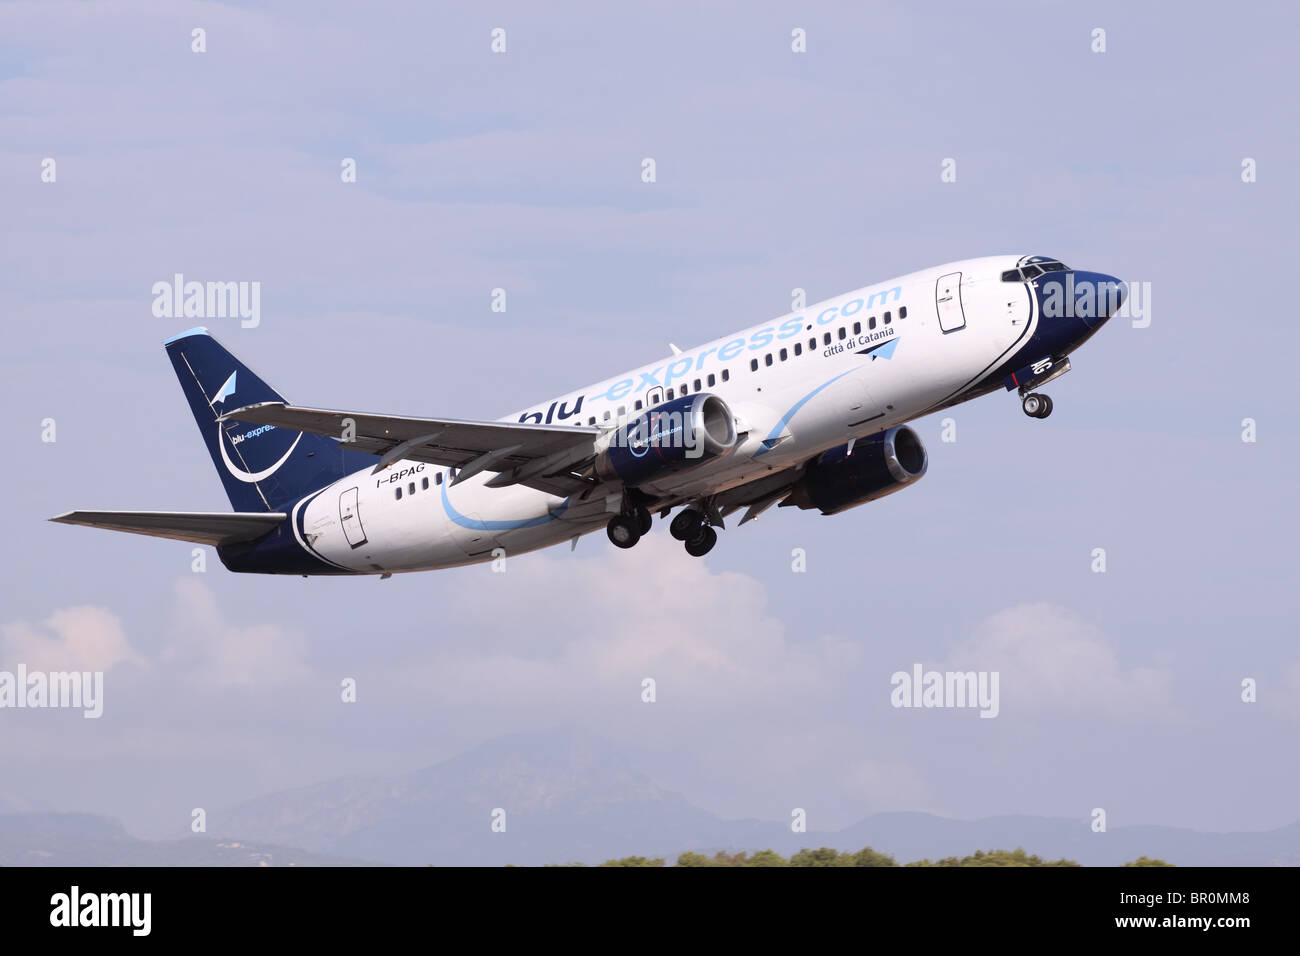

259,254,1122,574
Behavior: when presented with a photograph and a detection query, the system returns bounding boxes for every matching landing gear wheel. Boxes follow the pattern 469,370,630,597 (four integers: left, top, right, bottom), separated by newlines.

669,509,703,541
684,525,718,557
1022,393,1050,418
634,505,653,535
606,515,641,549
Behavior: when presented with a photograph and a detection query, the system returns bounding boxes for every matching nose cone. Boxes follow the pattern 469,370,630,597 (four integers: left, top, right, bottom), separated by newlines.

1074,271,1127,327
1036,270,1127,331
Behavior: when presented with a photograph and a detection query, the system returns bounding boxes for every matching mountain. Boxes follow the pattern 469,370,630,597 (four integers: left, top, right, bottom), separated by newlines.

219,731,739,866
215,730,1300,866
0,813,375,866
4,731,1296,866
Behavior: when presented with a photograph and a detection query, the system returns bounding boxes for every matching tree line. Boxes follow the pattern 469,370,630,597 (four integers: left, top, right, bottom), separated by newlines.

534,847,1175,867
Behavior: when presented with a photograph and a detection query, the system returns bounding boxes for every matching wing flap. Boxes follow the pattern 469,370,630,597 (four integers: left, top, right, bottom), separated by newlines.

50,511,286,547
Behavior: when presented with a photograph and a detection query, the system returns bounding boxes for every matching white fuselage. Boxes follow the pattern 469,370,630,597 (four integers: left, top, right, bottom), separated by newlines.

292,255,1043,572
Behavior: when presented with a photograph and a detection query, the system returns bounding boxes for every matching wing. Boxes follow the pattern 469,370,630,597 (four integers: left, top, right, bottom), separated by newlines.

50,511,286,546
220,402,601,496
711,466,804,525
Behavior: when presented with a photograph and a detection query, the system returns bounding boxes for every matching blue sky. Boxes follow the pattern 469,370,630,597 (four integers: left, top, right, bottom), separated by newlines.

1,0,1297,842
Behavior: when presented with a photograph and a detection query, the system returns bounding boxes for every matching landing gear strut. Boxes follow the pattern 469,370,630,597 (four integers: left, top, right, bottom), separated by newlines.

1022,392,1053,419
670,508,718,557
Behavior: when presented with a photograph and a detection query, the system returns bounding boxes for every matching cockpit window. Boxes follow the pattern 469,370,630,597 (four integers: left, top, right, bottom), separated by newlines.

1004,260,1070,281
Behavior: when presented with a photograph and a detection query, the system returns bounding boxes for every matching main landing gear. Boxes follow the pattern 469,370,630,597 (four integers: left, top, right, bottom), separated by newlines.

607,501,720,557
1021,392,1053,419
606,505,653,549
668,508,718,557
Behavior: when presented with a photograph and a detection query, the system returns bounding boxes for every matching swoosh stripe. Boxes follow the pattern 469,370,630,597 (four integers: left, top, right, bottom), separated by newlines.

753,367,858,457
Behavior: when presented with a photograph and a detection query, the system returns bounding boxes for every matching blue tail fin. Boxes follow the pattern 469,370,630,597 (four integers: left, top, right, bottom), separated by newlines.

164,328,378,512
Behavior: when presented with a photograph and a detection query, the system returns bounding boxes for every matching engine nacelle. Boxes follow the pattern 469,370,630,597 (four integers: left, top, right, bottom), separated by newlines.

784,425,928,515
595,392,738,486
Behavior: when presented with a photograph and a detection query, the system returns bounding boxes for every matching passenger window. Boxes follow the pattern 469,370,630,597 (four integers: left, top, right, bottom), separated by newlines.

618,405,626,417
603,409,611,420
884,312,891,325
823,333,831,345
779,348,788,361
635,399,643,410
680,382,688,395
721,368,729,381
395,487,402,500
436,473,443,485
808,337,816,350
838,327,846,340
667,389,674,400
588,417,596,425
750,358,758,371
900,305,908,319
794,343,802,356
422,476,429,490
409,482,415,495
853,321,861,335
764,353,773,367
694,378,701,391
707,373,715,387
869,316,877,330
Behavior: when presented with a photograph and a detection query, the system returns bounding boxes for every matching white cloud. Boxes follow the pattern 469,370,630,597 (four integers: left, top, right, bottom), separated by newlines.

946,603,1172,719
161,579,311,687
394,533,862,711
1,605,138,673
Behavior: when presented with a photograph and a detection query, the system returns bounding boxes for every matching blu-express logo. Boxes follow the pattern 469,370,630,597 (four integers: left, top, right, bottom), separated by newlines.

519,285,902,424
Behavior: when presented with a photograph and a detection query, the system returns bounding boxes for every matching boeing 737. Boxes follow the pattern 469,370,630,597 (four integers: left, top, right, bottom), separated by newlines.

52,255,1125,575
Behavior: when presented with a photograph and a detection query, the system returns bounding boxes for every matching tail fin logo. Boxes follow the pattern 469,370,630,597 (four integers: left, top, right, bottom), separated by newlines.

218,423,303,483
210,369,299,485
209,371,237,407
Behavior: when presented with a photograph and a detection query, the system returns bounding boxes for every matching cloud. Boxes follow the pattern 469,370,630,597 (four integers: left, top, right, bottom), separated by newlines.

1,605,138,673
161,579,311,687
391,532,862,713
1268,659,1300,723
946,603,1172,719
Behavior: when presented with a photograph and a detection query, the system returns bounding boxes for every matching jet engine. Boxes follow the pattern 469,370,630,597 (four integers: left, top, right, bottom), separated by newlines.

595,392,738,486
783,425,928,515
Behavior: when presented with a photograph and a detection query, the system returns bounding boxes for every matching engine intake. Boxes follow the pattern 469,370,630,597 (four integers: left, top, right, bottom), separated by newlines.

595,393,737,486
784,425,928,515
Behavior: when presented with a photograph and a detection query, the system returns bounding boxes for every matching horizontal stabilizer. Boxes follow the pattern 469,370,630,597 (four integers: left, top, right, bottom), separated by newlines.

49,510,285,547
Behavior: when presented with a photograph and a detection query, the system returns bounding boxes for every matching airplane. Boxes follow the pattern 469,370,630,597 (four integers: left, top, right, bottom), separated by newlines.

51,255,1125,575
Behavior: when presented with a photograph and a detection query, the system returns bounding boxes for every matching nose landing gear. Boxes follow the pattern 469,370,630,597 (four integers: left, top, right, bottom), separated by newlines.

1022,392,1053,419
